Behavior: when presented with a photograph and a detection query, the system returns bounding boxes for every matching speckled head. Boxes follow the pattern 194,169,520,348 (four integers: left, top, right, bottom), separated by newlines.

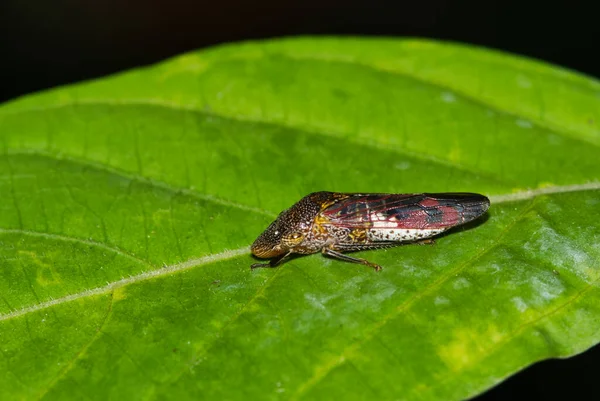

251,192,329,258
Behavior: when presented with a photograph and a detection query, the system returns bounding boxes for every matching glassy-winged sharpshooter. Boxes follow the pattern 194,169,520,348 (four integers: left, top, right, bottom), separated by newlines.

251,192,490,271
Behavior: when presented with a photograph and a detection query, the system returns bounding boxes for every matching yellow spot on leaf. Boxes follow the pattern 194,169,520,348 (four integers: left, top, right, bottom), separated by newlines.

18,250,62,286
113,287,128,301
152,209,172,225
447,146,461,163
438,325,505,372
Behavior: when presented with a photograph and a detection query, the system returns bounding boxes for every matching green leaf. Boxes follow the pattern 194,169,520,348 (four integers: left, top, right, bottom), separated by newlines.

1,37,599,401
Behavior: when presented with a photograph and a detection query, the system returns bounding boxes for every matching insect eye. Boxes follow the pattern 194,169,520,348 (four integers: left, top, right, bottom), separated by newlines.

282,232,304,246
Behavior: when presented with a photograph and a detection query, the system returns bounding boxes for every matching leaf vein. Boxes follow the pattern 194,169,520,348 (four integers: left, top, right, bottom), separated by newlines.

0,228,153,269
489,182,600,204
0,183,598,325
4,150,278,219
35,293,115,400
0,246,250,323
166,267,285,385
3,102,513,186
272,53,600,147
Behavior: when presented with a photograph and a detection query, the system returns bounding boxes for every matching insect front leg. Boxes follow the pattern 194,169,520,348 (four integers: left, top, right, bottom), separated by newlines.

251,251,292,270
321,247,382,272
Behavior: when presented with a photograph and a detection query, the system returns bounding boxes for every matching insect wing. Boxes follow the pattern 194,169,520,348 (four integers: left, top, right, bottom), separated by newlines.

321,194,413,228
321,193,489,230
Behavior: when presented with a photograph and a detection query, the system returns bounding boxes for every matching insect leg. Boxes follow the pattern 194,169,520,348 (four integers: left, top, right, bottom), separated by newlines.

251,251,292,269
321,248,382,272
415,238,435,245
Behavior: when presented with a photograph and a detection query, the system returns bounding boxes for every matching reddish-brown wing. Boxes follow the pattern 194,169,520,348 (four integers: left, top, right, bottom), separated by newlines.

321,193,490,230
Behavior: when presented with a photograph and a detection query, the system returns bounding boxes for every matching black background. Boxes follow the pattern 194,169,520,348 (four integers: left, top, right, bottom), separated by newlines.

2,1,599,399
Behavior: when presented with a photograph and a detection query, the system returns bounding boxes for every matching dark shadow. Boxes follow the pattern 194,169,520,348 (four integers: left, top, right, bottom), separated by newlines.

249,252,307,269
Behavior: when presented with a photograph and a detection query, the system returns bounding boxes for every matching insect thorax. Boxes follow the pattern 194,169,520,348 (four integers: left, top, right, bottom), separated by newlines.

285,192,350,254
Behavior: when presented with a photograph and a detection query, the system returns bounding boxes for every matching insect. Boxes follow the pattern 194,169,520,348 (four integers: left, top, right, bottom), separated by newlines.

250,191,490,271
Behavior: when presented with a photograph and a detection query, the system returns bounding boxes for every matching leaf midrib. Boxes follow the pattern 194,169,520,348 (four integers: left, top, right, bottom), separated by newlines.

0,246,250,323
1,182,598,323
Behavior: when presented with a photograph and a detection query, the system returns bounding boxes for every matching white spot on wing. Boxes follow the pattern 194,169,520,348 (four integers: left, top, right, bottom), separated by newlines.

367,228,446,241
374,212,388,222
371,221,400,228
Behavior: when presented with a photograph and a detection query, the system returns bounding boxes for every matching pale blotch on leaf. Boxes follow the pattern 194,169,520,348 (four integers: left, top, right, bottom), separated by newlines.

394,161,412,170
452,277,471,290
158,53,209,78
515,119,533,129
152,208,172,225
545,133,563,146
275,381,285,394
474,263,501,275
516,74,533,88
113,287,128,301
17,250,61,286
529,276,565,303
542,197,564,214
525,224,595,282
511,296,528,313
440,91,457,103
401,263,432,279
304,293,330,314
354,285,397,312
438,325,504,372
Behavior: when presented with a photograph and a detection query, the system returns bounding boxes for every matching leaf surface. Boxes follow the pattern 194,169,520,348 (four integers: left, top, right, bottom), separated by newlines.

1,37,599,401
